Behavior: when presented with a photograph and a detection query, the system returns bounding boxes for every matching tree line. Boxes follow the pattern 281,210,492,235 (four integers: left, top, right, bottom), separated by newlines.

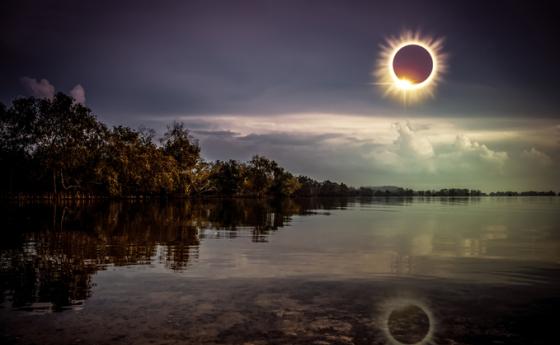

0,93,336,198
1,93,557,198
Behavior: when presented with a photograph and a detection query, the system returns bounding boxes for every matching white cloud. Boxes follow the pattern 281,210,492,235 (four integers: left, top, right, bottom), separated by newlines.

521,148,552,167
70,84,86,104
20,77,55,99
163,113,558,190
431,134,508,178
394,122,434,159
368,125,508,176
453,134,509,165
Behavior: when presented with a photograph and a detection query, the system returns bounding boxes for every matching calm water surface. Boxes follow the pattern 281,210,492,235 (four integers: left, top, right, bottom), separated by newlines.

1,197,559,344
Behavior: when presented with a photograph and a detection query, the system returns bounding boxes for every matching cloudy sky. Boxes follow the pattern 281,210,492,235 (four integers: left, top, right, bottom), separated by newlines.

1,0,559,191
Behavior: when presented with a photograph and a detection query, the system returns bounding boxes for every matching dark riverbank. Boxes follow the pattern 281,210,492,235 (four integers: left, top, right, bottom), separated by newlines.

1,191,558,201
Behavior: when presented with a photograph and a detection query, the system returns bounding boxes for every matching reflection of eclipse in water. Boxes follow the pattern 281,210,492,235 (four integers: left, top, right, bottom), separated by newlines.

388,304,430,344
380,299,434,345
374,30,447,103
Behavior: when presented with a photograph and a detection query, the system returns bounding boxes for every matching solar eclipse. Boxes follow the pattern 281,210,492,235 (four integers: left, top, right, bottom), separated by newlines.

375,30,447,103
392,44,433,85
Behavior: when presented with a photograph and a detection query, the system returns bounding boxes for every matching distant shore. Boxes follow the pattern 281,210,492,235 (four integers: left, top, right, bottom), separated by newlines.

1,191,557,201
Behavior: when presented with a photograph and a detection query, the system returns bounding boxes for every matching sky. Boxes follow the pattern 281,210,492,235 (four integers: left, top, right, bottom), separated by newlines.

1,0,559,191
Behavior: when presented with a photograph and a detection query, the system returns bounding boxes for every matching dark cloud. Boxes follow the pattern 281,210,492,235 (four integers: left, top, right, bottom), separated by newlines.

237,133,342,147
192,130,241,138
2,0,560,120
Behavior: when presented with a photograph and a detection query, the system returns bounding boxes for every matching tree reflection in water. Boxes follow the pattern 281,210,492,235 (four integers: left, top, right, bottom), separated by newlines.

0,198,349,310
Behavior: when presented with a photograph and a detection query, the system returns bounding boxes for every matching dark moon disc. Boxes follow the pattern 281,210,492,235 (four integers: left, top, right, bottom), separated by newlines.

387,304,430,344
392,44,434,84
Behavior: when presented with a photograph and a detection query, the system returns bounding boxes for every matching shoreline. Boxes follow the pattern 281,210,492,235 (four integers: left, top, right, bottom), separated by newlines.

1,193,558,202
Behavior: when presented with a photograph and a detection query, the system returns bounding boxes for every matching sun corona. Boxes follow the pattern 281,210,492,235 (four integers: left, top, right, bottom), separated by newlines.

374,31,447,104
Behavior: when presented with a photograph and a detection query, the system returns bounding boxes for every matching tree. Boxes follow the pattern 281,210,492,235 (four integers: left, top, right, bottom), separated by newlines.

294,176,321,196
0,98,43,192
210,160,243,196
0,94,106,194
184,161,213,195
269,166,300,196
161,122,201,195
243,155,278,197
36,93,106,193
94,125,179,196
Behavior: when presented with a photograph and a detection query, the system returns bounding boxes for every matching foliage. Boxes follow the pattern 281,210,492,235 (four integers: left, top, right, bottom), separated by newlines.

0,94,304,198
1,94,557,198
209,160,243,196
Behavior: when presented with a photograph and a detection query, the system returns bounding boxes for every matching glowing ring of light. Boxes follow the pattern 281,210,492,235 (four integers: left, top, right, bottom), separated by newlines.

374,30,447,104
388,41,437,91
378,298,436,345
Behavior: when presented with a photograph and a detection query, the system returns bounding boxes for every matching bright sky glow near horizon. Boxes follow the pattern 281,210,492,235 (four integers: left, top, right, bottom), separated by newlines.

1,0,559,191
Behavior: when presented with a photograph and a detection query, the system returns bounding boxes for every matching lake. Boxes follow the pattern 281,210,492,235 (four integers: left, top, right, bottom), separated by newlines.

1,197,559,344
